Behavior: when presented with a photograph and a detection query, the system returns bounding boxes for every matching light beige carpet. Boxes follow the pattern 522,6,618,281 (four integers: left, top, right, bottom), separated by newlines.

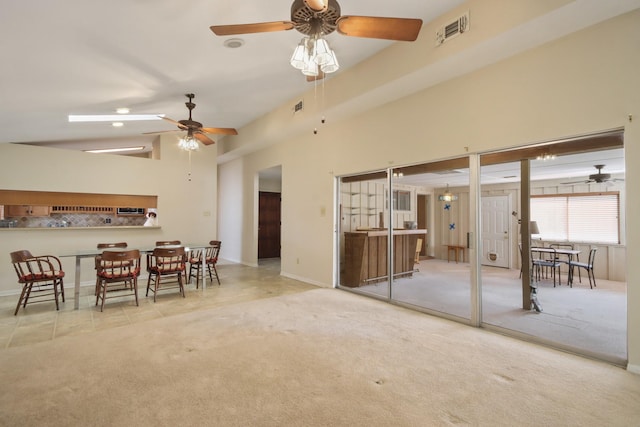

1,288,639,426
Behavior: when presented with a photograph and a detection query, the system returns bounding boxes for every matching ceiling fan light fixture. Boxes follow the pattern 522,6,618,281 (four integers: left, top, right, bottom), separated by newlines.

320,50,339,73
290,35,338,76
178,135,199,151
313,37,333,65
290,38,307,70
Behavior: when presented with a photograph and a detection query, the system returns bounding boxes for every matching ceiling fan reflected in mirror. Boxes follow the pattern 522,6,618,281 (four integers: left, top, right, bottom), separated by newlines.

561,164,625,185
145,93,237,149
210,0,423,80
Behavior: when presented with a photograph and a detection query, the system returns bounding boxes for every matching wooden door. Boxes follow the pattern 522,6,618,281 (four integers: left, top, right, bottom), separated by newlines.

258,192,281,259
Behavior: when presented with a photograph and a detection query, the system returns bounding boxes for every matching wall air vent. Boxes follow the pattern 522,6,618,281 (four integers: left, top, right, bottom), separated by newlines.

435,11,469,46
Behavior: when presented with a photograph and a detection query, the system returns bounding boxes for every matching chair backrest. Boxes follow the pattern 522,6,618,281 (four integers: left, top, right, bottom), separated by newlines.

97,242,128,249
99,250,141,277
149,246,186,272
550,243,574,250
10,250,62,281
156,240,181,246
207,241,222,262
588,247,598,266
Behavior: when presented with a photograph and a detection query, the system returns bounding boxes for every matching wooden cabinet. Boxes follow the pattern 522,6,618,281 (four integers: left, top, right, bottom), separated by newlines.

6,205,51,217
343,229,426,287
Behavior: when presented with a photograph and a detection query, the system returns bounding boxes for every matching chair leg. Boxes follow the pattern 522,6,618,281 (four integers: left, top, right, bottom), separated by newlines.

133,278,139,306
178,273,185,297
53,281,60,311
14,284,31,315
101,280,108,312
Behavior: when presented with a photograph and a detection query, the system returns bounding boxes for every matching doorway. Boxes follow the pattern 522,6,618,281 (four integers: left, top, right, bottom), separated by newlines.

481,195,510,268
258,192,281,259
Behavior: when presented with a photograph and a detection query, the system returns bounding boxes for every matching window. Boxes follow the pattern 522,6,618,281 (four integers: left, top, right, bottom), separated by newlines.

531,193,619,244
392,190,411,211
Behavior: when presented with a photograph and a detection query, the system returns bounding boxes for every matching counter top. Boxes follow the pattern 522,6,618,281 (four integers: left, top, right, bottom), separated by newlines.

345,228,427,237
0,226,160,231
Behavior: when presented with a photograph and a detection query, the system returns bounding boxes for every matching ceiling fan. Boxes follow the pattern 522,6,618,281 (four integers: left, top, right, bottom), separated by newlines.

146,93,237,146
561,165,624,185
210,0,423,80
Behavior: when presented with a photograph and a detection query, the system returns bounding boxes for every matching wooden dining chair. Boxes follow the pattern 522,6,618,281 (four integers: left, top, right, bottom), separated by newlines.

146,246,187,302
95,242,128,295
95,249,141,311
10,250,66,315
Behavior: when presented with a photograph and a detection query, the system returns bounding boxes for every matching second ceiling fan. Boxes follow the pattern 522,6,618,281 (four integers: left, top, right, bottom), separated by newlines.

210,0,423,80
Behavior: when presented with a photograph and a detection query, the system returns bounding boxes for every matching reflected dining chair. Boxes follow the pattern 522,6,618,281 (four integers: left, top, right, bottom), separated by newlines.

187,241,222,289
531,247,562,287
95,249,141,312
10,250,66,315
569,247,597,289
146,246,187,301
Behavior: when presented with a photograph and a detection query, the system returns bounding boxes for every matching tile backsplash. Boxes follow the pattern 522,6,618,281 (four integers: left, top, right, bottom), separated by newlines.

11,213,146,228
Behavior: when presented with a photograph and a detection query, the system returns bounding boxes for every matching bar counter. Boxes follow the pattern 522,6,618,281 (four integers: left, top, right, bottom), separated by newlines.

343,228,427,287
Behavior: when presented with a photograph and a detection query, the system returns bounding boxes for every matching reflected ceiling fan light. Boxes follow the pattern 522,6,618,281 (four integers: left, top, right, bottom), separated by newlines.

289,38,307,70
178,135,199,151
438,184,458,202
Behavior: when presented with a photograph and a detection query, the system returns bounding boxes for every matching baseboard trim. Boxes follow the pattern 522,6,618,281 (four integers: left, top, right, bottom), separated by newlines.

627,363,640,375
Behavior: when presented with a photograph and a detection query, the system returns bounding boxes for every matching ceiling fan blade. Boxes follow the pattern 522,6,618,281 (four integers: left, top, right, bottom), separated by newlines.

336,16,423,41
210,21,295,36
200,127,238,135
560,180,590,185
143,130,178,135
161,116,187,130
194,132,215,146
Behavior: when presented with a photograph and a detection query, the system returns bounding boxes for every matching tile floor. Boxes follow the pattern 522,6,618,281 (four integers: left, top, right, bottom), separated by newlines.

0,259,317,349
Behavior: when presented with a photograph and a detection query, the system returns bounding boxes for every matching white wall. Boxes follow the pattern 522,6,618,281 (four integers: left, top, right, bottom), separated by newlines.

217,10,640,369
0,134,218,294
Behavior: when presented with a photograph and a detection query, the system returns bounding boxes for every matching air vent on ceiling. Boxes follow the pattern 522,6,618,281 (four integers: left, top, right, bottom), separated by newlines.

435,11,469,46
293,100,304,114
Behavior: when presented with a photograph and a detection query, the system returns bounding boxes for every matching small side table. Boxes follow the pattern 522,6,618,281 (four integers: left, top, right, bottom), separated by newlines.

446,245,465,263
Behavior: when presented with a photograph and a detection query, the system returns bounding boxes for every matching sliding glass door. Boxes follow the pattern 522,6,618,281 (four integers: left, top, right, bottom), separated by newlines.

479,132,627,364
338,157,473,322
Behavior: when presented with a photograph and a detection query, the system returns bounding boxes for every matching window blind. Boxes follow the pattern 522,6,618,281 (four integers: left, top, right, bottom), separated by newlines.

531,193,619,244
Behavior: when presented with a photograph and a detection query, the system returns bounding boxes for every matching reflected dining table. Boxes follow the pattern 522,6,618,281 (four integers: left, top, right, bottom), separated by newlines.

60,243,211,310
530,246,581,286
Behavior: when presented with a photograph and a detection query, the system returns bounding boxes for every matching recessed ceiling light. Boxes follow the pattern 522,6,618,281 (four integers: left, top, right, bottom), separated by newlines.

116,107,130,114
69,114,165,122
224,38,245,48
84,146,145,154
112,122,124,127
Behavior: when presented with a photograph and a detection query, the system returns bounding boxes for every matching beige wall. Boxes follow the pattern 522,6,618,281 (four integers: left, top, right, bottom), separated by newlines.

218,10,640,369
0,134,218,293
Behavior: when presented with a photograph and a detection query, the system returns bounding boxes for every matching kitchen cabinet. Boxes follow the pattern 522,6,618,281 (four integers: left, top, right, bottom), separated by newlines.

6,205,51,217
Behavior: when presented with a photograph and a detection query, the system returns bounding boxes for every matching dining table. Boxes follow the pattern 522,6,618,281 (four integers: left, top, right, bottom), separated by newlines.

531,246,581,286
60,243,211,310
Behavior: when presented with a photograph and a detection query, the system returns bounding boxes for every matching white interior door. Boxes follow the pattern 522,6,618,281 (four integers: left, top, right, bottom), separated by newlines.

481,195,510,268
